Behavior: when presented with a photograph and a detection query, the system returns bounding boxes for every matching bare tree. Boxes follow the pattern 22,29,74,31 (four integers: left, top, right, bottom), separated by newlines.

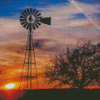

44,42,100,89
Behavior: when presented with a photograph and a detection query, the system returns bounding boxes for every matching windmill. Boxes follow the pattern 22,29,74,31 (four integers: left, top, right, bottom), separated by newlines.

19,8,51,89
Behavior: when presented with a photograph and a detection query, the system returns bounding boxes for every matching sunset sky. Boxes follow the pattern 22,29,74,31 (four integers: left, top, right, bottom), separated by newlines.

0,0,100,90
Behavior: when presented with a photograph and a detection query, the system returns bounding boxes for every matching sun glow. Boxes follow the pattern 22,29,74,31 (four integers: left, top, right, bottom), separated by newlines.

4,83,15,89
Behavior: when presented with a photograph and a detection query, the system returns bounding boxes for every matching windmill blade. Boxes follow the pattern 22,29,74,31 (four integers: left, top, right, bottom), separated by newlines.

34,23,39,28
23,22,28,28
34,10,39,16
30,8,33,14
21,21,27,25
33,24,36,30
35,13,41,17
36,17,42,21
23,10,28,15
21,12,26,17
36,17,42,19
27,8,30,15
33,9,36,15
20,18,26,22
40,17,51,25
35,21,41,26
26,24,30,29
20,15,26,19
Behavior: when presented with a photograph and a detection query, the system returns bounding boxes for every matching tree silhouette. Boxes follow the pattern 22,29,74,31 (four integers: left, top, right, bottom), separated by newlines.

44,42,100,89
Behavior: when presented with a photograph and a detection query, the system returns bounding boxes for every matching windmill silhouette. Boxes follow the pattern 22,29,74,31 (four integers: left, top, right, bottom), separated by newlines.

19,8,51,89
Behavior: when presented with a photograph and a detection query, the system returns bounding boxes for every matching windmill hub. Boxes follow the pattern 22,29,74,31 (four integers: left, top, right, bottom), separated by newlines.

27,15,35,23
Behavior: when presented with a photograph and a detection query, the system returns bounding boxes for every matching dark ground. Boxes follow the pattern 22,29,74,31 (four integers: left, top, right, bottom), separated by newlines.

0,89,100,100
19,89,100,100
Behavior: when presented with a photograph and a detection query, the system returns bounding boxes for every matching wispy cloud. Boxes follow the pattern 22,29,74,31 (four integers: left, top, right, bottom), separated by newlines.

69,0,100,30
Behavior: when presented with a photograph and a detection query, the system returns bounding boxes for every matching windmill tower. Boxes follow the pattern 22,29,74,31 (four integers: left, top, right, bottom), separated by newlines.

19,8,51,89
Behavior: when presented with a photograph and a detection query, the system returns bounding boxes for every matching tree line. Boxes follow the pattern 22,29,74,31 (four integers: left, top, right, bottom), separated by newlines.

44,41,100,89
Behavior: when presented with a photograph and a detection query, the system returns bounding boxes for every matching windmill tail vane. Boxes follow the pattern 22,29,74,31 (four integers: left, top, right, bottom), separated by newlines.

19,8,51,90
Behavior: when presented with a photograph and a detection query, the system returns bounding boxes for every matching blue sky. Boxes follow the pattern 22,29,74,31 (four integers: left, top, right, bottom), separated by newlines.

0,0,100,19
0,0,68,18
76,0,100,4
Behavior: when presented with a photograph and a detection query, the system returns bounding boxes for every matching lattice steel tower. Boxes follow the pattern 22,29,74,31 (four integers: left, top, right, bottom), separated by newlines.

19,8,51,89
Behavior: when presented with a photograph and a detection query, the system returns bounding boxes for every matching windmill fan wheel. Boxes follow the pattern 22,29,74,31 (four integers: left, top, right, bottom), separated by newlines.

20,8,42,30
